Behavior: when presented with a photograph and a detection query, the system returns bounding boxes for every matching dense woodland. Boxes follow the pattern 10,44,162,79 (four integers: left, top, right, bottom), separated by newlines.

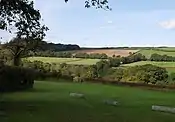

36,41,80,51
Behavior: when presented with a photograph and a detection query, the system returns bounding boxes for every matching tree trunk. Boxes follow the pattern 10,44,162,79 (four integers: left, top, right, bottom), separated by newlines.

13,55,21,66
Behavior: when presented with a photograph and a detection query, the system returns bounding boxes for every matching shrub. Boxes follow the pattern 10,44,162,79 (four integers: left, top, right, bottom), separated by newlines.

150,53,175,62
170,72,175,81
73,76,84,83
156,81,167,86
0,66,34,92
96,60,110,77
105,68,124,81
108,57,121,67
116,64,168,84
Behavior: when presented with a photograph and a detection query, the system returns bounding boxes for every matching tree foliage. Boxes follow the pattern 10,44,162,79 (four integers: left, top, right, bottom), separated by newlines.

3,37,43,66
0,0,48,39
108,53,147,67
65,0,111,10
150,53,175,62
107,64,168,84
74,53,108,59
0,65,34,92
0,0,110,39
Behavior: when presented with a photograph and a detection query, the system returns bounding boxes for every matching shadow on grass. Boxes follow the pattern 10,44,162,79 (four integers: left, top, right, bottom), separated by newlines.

0,99,119,122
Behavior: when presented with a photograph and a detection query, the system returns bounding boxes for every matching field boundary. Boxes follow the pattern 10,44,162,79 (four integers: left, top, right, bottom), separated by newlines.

85,78,175,90
43,76,175,90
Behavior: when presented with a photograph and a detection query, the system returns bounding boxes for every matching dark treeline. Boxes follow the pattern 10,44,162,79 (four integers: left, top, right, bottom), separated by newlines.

35,41,80,51
74,53,108,59
32,51,73,58
150,53,175,62
109,53,147,67
30,51,109,59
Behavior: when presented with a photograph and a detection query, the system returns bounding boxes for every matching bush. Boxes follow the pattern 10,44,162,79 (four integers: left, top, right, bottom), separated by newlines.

108,57,121,67
156,81,167,86
150,53,175,62
73,76,84,83
96,60,110,77
0,66,34,92
170,72,175,81
122,64,168,84
105,68,124,81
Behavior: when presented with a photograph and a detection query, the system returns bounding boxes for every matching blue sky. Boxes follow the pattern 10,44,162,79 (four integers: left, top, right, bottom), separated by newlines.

1,0,175,47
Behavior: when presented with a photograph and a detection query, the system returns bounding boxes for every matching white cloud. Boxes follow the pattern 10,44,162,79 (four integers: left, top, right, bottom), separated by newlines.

99,20,114,29
107,20,113,24
159,20,175,29
100,25,116,29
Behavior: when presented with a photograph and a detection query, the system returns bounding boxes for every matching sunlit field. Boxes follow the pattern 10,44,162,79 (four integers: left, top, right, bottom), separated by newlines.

25,57,101,65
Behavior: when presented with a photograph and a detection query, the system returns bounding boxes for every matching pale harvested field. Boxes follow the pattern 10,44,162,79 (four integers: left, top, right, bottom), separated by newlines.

75,49,139,57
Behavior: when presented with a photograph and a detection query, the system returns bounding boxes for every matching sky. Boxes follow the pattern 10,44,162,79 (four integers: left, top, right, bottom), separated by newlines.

1,0,175,47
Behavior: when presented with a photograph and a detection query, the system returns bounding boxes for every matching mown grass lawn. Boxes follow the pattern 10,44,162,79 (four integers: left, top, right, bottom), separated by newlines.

1,81,175,122
25,57,100,65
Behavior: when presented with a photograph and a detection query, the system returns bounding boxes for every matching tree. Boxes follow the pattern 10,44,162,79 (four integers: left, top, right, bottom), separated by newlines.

3,37,43,66
96,60,110,77
0,0,48,39
65,0,111,10
170,72,175,81
0,0,110,39
108,57,121,67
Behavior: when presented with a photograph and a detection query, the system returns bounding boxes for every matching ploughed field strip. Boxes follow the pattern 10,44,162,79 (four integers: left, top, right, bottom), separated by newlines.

74,49,139,57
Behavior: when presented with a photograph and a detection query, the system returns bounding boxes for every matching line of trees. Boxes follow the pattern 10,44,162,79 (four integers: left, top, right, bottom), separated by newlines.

35,41,80,52
109,53,147,67
21,59,170,85
31,51,73,58
150,53,175,62
30,51,109,59
74,53,108,59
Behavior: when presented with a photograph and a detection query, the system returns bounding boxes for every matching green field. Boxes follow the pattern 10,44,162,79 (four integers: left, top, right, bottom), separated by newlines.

158,47,175,51
1,80,175,122
123,61,175,68
25,57,100,65
138,49,175,58
122,61,175,73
